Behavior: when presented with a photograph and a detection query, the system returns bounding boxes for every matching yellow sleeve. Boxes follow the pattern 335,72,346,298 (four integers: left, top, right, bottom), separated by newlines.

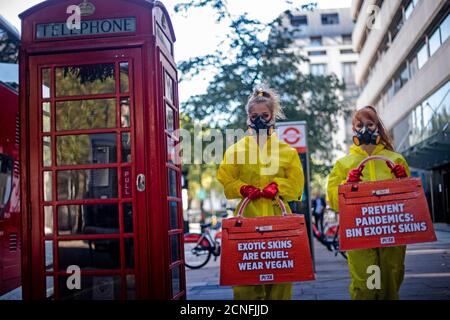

217,147,246,199
326,160,347,212
273,151,304,201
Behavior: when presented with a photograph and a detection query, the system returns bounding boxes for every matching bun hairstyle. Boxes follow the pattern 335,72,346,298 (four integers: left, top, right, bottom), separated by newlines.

352,105,395,151
245,87,285,124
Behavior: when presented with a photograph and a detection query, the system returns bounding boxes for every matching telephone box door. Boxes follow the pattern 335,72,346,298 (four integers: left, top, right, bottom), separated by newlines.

27,48,148,299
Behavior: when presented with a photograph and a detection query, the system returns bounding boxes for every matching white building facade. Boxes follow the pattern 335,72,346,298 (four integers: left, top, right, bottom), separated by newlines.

352,0,450,223
281,7,360,159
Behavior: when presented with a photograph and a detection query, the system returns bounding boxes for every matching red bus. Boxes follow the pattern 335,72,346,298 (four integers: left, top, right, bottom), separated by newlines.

0,78,21,296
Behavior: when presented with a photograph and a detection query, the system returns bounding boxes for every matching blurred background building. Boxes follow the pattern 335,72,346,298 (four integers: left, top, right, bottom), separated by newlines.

352,0,450,224
281,7,360,160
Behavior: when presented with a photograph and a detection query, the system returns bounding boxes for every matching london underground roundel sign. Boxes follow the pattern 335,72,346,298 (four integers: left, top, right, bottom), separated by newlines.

277,122,307,153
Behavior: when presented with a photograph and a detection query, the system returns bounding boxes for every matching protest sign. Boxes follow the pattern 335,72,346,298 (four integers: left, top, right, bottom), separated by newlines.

339,157,436,250
220,198,314,286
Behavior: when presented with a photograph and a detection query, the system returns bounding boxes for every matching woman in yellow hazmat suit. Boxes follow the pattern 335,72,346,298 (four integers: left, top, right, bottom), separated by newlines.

217,87,304,300
327,106,410,300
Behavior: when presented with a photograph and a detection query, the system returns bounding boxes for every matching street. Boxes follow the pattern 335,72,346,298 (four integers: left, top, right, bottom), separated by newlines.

186,224,450,300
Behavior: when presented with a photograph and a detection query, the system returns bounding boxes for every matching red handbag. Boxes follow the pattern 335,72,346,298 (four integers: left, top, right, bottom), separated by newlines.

339,156,437,251
220,197,315,286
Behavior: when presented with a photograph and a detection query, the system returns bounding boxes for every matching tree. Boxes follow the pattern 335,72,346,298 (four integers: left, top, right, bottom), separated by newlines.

174,0,349,178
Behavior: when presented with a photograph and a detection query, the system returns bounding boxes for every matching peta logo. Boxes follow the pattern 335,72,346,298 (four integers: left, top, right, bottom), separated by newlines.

260,274,274,282
380,237,395,244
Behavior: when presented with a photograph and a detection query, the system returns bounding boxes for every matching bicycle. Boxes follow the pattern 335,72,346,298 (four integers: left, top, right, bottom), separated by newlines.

312,208,347,260
184,218,224,269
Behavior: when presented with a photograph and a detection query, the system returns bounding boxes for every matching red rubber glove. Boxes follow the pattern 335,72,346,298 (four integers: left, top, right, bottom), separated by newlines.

347,168,363,183
386,162,408,178
262,182,279,199
240,185,262,200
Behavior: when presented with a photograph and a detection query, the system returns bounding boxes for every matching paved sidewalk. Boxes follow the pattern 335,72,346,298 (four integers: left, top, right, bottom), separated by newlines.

186,224,450,300
2,224,449,300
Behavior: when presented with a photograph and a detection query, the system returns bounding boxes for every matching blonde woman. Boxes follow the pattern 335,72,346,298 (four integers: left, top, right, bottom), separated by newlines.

217,87,304,300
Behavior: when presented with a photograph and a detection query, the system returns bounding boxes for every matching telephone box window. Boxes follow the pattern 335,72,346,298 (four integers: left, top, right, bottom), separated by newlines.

43,136,52,167
170,234,180,263
126,275,136,300
166,104,174,132
58,275,121,300
58,239,121,270
56,133,117,165
121,133,131,163
43,171,52,201
123,203,133,233
120,98,131,128
55,63,116,97
42,102,51,132
57,168,118,200
125,238,134,269
168,169,177,197
42,68,51,98
169,201,178,230
56,98,116,131
45,240,53,271
156,25,173,55
57,204,119,235
164,72,174,103
44,206,53,236
171,266,180,296
167,137,176,164
120,62,129,93
46,277,54,299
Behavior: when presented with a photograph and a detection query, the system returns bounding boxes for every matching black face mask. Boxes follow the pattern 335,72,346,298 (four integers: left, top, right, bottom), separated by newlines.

353,126,381,146
249,115,273,133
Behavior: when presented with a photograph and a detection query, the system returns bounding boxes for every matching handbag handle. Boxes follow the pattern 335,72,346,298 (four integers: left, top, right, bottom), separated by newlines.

237,196,289,217
356,155,396,173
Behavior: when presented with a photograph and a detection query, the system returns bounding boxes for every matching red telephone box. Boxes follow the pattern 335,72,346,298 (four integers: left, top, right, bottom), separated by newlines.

19,0,185,299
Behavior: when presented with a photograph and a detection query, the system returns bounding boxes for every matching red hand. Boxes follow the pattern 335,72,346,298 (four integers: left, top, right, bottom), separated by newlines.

240,185,262,200
386,161,407,178
347,168,363,183
262,182,279,199
391,164,407,178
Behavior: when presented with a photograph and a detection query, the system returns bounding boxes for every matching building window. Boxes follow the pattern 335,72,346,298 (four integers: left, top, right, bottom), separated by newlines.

428,27,441,56
310,63,327,76
342,62,356,85
417,41,429,69
321,13,339,25
441,13,450,43
409,54,419,78
390,10,404,42
408,80,450,147
342,34,352,44
340,49,354,54
399,63,409,86
404,0,415,20
308,50,326,56
290,15,308,26
309,36,322,46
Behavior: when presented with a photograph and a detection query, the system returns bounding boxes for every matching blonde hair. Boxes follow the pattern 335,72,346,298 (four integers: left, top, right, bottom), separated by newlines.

245,86,285,122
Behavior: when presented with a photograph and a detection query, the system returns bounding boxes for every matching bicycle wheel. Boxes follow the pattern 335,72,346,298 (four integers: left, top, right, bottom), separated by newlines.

184,233,212,269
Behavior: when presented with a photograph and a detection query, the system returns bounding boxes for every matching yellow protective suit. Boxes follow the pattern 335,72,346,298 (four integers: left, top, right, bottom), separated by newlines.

327,143,411,300
217,133,304,300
